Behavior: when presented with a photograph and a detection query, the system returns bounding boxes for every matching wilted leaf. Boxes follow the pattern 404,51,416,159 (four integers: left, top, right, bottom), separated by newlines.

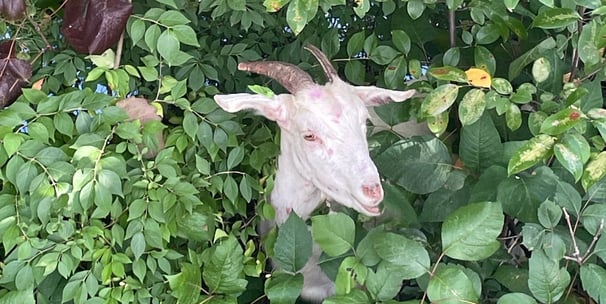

0,42,32,107
61,0,133,54
465,68,491,88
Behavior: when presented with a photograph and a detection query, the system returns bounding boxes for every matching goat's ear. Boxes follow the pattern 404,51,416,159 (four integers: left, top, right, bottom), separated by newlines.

354,86,416,106
214,93,293,128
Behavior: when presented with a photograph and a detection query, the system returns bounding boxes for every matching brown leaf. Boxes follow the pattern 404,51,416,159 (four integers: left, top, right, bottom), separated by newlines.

0,58,32,107
0,0,26,21
61,0,132,54
116,97,165,158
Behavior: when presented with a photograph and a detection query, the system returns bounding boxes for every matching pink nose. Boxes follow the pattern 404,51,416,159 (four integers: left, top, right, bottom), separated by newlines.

362,183,383,200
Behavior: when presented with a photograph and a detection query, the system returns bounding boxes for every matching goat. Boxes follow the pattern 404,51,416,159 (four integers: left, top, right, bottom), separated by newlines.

214,45,415,302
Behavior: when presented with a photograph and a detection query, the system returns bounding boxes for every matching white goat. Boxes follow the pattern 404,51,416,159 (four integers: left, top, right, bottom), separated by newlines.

214,45,415,302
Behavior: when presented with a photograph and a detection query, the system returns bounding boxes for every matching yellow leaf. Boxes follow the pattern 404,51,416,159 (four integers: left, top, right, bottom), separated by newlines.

465,68,491,88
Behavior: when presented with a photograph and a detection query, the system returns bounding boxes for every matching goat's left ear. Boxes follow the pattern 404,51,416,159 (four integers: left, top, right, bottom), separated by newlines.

354,86,416,106
214,93,293,128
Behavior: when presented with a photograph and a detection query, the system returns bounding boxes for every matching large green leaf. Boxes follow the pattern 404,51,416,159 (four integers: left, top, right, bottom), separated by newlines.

375,136,452,194
582,151,606,190
528,250,570,303
532,8,580,29
311,213,355,257
459,113,503,173
509,37,556,80
202,236,248,294
265,273,303,304
373,232,430,279
580,263,606,303
442,202,504,260
274,212,313,272
507,135,556,176
580,204,606,235
458,89,486,126
497,166,558,222
540,108,584,135
421,84,460,116
427,264,479,304
497,293,538,304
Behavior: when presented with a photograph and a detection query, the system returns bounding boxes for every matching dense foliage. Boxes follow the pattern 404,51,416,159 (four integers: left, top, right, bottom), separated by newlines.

1,0,606,303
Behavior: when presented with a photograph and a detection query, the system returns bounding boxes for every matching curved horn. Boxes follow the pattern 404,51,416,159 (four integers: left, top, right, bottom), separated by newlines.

304,44,338,83
238,61,314,93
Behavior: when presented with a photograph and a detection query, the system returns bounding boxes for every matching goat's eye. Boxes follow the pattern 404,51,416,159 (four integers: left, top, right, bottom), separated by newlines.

303,133,317,141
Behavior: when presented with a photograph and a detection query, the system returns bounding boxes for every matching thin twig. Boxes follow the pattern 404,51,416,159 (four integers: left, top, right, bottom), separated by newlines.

448,9,456,48
562,208,582,264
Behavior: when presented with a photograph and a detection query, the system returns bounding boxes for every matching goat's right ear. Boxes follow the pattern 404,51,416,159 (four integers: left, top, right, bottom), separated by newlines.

214,93,292,128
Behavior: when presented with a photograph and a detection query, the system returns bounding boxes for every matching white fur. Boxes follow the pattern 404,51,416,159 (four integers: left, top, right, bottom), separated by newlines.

215,76,415,301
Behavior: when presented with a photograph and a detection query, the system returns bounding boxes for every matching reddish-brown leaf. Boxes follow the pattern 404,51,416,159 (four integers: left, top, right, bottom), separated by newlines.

61,0,132,54
0,40,32,107
0,0,26,21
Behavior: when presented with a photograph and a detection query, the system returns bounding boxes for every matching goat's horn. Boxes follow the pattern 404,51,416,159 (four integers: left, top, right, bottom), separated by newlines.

238,61,314,93
304,44,338,83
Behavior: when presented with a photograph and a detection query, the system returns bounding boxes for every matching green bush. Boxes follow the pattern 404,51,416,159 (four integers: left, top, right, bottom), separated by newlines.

1,0,606,303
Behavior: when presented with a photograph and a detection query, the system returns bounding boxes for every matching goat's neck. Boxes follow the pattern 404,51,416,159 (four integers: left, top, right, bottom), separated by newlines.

271,135,324,225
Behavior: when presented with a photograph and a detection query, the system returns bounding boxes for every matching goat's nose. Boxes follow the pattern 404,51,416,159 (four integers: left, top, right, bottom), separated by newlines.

362,183,383,200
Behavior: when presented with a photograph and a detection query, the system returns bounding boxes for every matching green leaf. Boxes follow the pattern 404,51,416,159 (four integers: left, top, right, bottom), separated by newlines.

427,66,467,83
3,133,24,157
265,273,303,304
427,264,479,303
497,293,538,304
421,84,459,116
131,232,146,260
532,57,551,83
582,152,606,190
458,89,486,126
168,263,201,304
311,213,354,256
369,45,400,65
459,113,503,173
532,8,580,29
540,108,584,135
476,23,500,44
391,30,411,54
202,236,248,294
537,200,562,229
553,145,581,182
384,55,407,89
427,111,449,135
366,262,403,301
506,103,522,131
498,166,558,222
373,232,430,279
509,37,556,80
172,25,200,47
324,289,369,304
375,136,452,194
274,212,312,272
227,146,245,169
474,46,496,75
580,264,606,303
442,202,503,260
264,0,290,12
407,0,425,19
528,250,570,303
581,204,606,235
492,77,513,95
158,10,190,26
0,289,35,304
508,135,556,176
157,30,191,66
286,0,309,35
